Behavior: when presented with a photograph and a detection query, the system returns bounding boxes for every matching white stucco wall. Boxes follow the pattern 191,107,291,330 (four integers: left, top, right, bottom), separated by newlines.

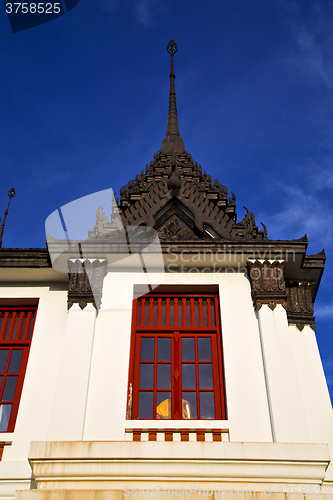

0,284,68,494
83,270,272,442
1,267,333,494
290,323,333,481
257,305,310,443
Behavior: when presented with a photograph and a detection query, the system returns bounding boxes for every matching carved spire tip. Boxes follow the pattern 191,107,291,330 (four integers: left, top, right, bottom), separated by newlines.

167,38,178,55
160,39,185,155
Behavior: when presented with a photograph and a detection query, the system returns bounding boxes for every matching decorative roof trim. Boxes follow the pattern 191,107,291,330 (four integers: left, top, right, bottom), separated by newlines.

0,248,50,268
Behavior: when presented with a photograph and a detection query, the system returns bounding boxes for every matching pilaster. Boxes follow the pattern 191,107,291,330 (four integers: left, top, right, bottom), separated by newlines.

47,303,97,440
247,260,309,443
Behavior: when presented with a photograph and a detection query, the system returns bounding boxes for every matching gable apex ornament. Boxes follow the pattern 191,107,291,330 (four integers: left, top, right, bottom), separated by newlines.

160,38,185,155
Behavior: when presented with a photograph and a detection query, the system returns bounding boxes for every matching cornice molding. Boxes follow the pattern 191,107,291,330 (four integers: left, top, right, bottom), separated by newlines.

0,248,50,267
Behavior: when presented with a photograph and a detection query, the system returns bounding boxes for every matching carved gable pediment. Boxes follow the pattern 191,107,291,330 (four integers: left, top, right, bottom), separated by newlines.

116,176,266,241
158,214,198,240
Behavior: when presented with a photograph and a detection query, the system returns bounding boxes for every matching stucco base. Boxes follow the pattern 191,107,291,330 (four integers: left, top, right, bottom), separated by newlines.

18,441,332,493
15,492,123,499
14,493,333,500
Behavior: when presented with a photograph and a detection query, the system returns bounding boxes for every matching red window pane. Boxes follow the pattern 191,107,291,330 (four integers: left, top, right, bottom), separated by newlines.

140,338,154,361
138,392,154,418
0,404,12,432
157,364,171,389
128,292,226,420
8,350,23,373
157,338,171,361
182,392,196,419
0,351,9,373
200,393,215,419
0,307,37,432
140,364,154,389
198,338,211,361
156,392,171,419
182,338,195,361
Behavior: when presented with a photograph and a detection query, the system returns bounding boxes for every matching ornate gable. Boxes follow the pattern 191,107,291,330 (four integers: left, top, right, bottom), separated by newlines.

118,175,267,241
89,39,267,242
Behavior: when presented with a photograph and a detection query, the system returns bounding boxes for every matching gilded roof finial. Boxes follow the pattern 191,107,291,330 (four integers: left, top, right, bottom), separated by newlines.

160,39,185,155
0,187,15,248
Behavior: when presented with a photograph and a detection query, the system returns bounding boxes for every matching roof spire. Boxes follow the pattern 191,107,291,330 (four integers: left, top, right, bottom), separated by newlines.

0,187,15,248
160,39,185,155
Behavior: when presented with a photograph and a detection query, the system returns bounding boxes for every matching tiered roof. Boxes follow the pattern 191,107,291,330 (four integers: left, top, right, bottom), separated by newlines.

92,39,267,242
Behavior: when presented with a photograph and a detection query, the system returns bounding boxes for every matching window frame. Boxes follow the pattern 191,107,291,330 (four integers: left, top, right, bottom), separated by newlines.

127,291,226,420
0,306,37,432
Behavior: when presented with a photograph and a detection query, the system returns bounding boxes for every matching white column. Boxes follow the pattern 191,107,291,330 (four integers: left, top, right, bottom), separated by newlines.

83,273,135,441
47,303,97,440
291,324,333,481
219,274,273,442
258,304,309,443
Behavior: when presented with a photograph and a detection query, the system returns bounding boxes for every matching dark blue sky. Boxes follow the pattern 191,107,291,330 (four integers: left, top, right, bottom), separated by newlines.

1,0,333,400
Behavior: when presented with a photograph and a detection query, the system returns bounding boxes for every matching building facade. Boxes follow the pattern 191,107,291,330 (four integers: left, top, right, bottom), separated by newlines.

0,40,332,500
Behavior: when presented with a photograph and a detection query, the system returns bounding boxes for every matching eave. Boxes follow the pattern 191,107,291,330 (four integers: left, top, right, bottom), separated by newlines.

0,238,325,302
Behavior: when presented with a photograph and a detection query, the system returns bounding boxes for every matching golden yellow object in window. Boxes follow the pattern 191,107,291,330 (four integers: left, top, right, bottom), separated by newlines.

156,398,191,419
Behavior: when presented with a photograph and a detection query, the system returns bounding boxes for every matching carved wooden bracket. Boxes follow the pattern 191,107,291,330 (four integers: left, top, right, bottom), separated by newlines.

246,260,287,311
286,282,316,331
67,259,108,310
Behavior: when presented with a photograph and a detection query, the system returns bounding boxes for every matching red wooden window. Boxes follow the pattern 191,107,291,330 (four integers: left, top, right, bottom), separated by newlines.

0,307,37,432
128,293,226,420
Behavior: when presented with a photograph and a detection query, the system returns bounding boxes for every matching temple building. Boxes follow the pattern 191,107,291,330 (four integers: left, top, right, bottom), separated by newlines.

0,39,332,499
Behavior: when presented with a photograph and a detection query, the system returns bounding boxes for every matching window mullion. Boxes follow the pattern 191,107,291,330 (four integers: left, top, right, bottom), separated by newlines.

198,298,204,327
210,335,220,419
149,299,154,328
165,298,170,327
22,312,32,341
7,312,17,341
8,346,29,431
139,298,145,327
16,312,25,341
172,332,181,419
133,335,142,419
190,298,195,328
181,298,186,328
157,298,162,328
174,298,179,327
153,336,157,418
195,336,200,419
0,313,9,341
206,298,212,327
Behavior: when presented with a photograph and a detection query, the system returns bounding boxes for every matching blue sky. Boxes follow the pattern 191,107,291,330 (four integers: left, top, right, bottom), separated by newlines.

1,0,333,400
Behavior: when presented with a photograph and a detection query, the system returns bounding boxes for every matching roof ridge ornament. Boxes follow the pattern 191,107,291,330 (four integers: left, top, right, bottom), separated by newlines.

167,147,181,195
160,39,185,155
